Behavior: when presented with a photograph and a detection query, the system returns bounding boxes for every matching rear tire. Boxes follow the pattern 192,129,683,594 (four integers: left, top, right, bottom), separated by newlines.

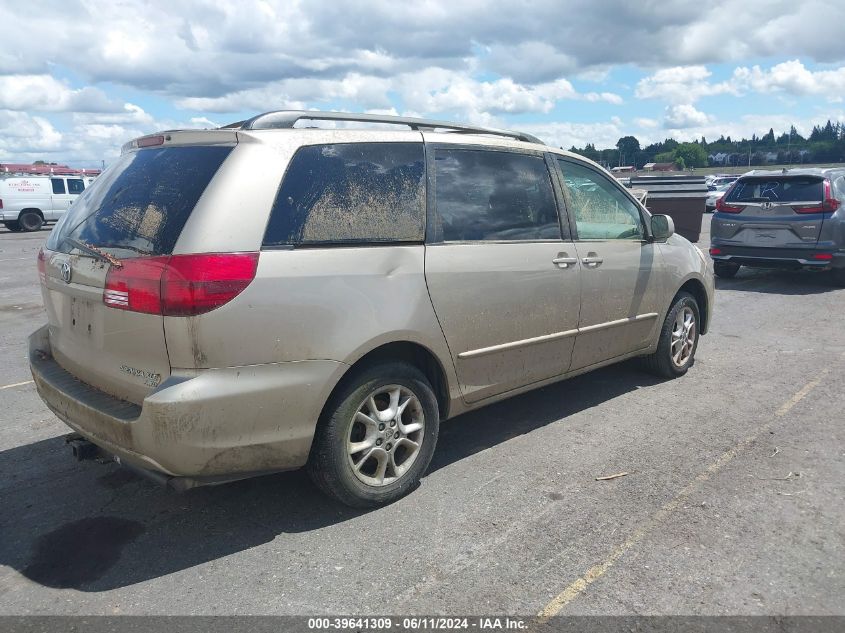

19,210,44,232
4,221,22,232
714,261,740,279
307,362,440,508
642,291,700,379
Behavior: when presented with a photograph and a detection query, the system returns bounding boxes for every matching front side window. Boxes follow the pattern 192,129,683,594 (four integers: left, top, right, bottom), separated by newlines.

433,149,559,242
558,159,644,240
67,179,85,194
51,178,66,194
263,142,425,246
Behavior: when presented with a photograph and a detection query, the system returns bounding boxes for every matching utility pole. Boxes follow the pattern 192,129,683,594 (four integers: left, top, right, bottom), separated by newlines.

787,128,791,165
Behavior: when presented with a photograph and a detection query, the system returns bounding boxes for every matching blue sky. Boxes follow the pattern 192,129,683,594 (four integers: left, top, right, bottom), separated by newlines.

1,0,844,166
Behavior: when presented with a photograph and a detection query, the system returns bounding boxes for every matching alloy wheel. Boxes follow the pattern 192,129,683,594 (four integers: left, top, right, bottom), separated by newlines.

346,385,425,487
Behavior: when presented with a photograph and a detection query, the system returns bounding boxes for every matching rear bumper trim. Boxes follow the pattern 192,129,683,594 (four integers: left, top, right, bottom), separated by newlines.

29,324,347,480
710,245,844,269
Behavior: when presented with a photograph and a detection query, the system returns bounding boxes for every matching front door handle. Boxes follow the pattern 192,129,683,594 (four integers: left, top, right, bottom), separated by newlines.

552,253,578,269
582,252,603,267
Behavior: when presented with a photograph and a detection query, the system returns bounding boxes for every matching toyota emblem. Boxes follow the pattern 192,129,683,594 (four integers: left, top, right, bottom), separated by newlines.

60,261,72,284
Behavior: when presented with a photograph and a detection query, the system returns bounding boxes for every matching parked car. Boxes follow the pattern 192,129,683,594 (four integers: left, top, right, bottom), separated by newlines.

0,174,94,232
30,111,714,507
705,181,732,212
707,175,739,191
711,168,845,284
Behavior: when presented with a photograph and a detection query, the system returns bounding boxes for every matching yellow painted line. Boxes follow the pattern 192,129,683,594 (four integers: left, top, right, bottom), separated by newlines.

0,380,34,390
536,370,829,622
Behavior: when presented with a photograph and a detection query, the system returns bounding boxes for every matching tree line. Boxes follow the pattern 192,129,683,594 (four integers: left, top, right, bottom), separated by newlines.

567,120,845,169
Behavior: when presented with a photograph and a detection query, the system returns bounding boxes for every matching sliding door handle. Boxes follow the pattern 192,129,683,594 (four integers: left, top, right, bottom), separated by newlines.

582,254,603,267
552,254,578,269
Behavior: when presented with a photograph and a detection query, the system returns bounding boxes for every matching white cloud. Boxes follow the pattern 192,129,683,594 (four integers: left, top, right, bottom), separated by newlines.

0,111,63,158
0,75,122,112
520,119,626,150
664,104,712,129
635,66,735,104
177,69,621,123
732,59,845,100
634,117,659,128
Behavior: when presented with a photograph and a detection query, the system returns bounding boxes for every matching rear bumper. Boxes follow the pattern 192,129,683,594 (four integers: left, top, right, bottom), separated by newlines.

29,324,347,482
709,244,845,270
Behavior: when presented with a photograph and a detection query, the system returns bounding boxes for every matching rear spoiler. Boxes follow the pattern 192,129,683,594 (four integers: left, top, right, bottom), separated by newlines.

121,130,239,155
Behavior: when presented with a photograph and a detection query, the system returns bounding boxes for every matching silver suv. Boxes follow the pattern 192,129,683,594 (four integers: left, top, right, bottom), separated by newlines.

30,111,714,507
711,168,845,284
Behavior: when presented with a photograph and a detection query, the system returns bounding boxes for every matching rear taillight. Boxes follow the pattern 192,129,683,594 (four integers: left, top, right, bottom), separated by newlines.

709,247,723,256
716,197,745,213
0,198,4,209
37,248,46,283
813,253,833,261
792,180,840,213
104,253,259,316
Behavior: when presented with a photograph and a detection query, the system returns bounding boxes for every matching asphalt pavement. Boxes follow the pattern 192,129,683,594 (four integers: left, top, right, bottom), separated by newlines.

0,218,843,616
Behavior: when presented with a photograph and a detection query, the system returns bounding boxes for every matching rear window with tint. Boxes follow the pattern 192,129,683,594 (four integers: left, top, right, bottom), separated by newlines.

263,143,425,246
726,177,824,203
47,146,232,256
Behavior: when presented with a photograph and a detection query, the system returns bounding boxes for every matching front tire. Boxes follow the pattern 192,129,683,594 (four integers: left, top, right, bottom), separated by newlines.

642,291,700,379
19,210,44,232
307,362,440,508
714,261,740,279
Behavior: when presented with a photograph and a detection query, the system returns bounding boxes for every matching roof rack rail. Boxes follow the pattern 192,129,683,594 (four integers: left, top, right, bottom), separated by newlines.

221,110,545,145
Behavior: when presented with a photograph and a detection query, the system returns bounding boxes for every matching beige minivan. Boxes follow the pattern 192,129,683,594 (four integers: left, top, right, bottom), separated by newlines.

30,111,714,507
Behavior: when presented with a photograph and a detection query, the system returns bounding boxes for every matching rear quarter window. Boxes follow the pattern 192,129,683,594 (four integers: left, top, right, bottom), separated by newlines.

263,142,425,247
48,145,233,256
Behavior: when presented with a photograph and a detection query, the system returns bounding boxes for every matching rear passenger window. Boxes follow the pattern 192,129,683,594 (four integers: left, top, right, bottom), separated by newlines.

67,179,85,194
432,149,559,242
51,179,66,194
263,143,425,246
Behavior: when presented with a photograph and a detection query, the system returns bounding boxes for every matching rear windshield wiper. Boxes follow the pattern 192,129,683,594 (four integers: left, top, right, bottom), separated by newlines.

61,237,123,268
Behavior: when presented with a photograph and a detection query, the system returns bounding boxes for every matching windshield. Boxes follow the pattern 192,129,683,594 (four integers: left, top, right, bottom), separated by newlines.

47,145,233,256
725,176,824,203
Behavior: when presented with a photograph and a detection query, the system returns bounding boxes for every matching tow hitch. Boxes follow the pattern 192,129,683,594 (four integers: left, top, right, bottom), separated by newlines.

65,433,107,462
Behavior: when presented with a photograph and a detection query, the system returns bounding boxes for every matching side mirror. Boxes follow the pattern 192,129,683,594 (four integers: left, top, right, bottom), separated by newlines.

651,214,674,241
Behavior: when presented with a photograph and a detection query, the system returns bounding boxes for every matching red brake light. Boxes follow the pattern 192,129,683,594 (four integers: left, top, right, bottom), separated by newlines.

137,135,165,148
104,253,259,316
716,196,745,213
813,253,833,261
0,198,4,209
37,248,46,283
709,247,723,256
792,180,840,214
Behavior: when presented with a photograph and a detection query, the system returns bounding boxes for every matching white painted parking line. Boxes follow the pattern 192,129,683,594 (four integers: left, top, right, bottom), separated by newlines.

0,380,34,390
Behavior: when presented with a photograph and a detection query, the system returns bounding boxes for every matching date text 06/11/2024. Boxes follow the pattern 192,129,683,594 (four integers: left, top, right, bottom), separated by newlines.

306,617,528,630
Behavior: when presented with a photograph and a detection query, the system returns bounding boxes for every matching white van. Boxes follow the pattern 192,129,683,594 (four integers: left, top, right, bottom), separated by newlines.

0,175,94,232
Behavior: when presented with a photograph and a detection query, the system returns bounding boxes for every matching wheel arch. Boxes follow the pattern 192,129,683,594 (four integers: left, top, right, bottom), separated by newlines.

19,207,45,219
326,340,452,422
676,277,709,334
